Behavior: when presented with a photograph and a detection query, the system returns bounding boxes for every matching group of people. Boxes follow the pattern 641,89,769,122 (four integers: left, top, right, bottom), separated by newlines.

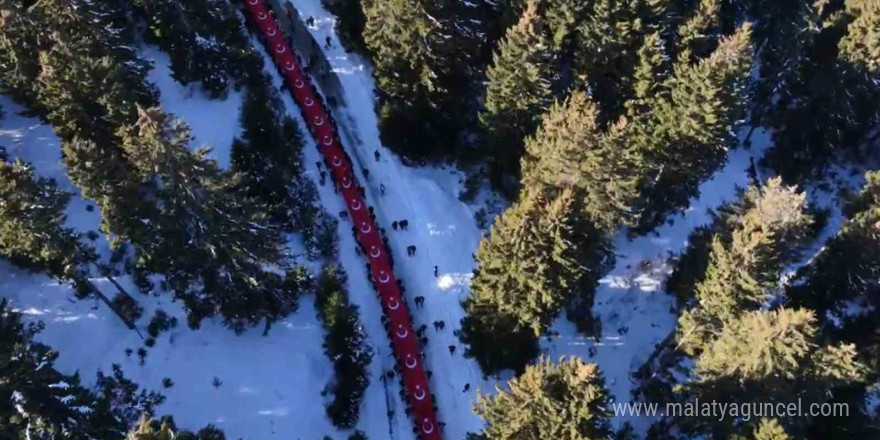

246,7,456,436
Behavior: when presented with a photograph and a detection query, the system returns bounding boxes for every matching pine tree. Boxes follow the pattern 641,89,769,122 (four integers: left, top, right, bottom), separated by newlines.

571,0,668,120
315,265,372,428
474,357,613,440
460,299,541,375
675,0,722,60
677,178,813,355
752,418,791,440
787,171,880,371
461,187,612,372
762,0,880,182
0,300,164,440
630,23,753,232
677,308,866,437
480,0,556,179
838,0,880,75
362,0,501,159
118,107,295,331
134,0,259,98
0,158,93,284
126,414,225,440
464,190,563,336
521,91,640,232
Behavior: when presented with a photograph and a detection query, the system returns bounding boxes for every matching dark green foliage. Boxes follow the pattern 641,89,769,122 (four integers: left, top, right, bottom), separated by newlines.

761,0,880,182
0,300,164,440
0,158,95,285
134,0,261,98
232,75,338,260
523,23,753,234
323,0,368,54
461,187,612,373
146,310,178,339
315,265,372,428
680,308,866,437
119,107,299,332
665,224,715,306
474,357,613,440
480,0,556,181
460,301,541,375
788,171,880,372
362,0,505,161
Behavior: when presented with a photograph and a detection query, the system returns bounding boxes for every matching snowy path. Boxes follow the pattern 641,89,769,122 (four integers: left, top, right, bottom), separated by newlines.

276,3,786,435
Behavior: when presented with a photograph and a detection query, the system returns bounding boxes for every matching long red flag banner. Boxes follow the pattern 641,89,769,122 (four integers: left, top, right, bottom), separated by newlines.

239,1,442,438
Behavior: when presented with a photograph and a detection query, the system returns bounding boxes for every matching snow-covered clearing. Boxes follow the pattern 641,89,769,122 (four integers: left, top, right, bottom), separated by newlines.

0,4,865,440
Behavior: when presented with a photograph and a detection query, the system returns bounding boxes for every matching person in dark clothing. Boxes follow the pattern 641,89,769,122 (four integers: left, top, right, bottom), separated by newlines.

374,150,381,162
448,345,456,355
463,383,470,392
380,183,386,195
362,167,370,179
399,219,409,230
407,245,417,256
434,265,438,277
392,221,398,230
325,36,332,48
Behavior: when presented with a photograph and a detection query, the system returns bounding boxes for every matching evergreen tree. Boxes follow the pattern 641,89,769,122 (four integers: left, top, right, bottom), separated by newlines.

752,419,791,440
762,0,880,182
315,265,372,428
126,414,225,440
0,300,164,440
787,171,880,371
0,158,93,287
464,190,562,337
682,308,866,436
118,107,297,331
629,23,753,232
362,0,501,160
134,0,260,98
474,357,613,440
459,300,541,375
480,0,556,180
231,75,337,259
677,178,813,355
838,0,880,74
461,187,612,372
521,92,640,232
675,0,722,60
571,0,668,120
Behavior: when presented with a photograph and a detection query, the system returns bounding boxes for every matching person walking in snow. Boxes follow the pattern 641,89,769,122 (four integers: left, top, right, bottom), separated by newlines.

374,150,381,162
463,383,470,393
392,221,398,230
399,219,409,230
407,245,417,256
433,265,438,277
448,345,456,355
325,36,332,48
380,183,386,195
362,167,370,179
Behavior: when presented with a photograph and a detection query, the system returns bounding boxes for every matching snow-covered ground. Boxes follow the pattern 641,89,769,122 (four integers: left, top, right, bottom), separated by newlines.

0,95,341,440
1,4,866,440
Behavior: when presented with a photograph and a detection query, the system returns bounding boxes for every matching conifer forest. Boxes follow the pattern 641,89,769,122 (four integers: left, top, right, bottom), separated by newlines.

0,0,878,439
